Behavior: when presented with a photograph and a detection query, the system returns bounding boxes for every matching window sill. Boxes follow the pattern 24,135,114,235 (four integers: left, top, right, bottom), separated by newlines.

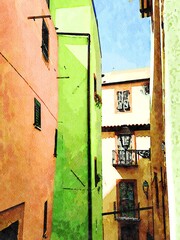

115,216,141,222
34,125,41,131
113,164,138,168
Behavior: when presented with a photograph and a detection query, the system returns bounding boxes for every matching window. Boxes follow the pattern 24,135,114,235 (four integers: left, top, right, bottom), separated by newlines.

118,150,133,165
42,19,49,61
0,221,19,240
94,74,102,108
94,74,97,94
34,98,41,129
117,90,130,112
46,0,50,8
118,181,137,218
54,129,58,157
94,157,100,187
94,157,98,187
43,201,48,238
154,172,159,208
121,224,139,240
116,133,136,166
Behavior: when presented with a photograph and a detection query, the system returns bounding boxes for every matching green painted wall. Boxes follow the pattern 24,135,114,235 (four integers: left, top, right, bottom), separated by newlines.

50,1,102,239
164,1,180,239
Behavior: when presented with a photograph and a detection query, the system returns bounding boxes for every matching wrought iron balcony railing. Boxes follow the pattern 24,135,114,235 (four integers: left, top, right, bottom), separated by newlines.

113,201,141,222
112,149,150,167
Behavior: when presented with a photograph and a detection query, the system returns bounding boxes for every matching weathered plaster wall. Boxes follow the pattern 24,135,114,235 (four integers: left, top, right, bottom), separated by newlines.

0,0,58,239
102,78,151,239
102,131,152,240
164,1,180,239
150,0,170,239
102,79,150,126
52,35,89,240
50,1,102,239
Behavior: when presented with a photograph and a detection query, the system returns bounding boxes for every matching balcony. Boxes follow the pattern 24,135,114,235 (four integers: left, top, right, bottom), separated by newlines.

112,149,150,167
113,201,141,222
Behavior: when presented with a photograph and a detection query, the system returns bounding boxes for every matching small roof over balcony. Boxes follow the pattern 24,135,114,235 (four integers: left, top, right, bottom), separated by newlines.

102,124,150,133
102,67,150,85
102,68,150,127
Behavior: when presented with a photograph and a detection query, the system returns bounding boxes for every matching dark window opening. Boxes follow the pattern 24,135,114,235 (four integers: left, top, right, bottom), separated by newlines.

0,221,19,240
117,90,130,112
34,98,41,129
121,224,139,240
43,201,48,238
144,83,150,94
118,181,136,218
46,0,50,8
54,129,58,157
154,172,159,208
42,19,49,61
94,74,97,93
94,157,100,187
94,74,102,108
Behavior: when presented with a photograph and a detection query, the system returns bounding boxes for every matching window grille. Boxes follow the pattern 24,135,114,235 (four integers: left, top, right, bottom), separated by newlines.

117,90,130,112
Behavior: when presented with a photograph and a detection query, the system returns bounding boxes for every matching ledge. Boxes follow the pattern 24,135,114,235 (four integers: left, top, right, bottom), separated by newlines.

113,164,138,168
115,216,141,222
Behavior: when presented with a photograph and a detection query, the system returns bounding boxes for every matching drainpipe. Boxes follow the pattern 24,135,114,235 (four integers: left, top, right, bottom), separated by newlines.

57,32,92,239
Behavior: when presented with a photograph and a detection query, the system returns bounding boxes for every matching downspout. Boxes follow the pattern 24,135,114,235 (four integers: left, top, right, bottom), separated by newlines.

57,32,92,239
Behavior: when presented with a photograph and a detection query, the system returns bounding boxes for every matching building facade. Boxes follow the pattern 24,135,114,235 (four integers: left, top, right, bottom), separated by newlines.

0,0,58,239
102,68,152,239
139,0,173,239
50,1,103,239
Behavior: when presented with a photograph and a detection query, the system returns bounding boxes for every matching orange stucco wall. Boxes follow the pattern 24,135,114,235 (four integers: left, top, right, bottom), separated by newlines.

0,1,58,239
150,0,170,239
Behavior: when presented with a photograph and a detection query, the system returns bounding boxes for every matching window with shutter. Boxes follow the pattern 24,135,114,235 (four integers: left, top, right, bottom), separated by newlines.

43,201,48,238
117,90,130,112
34,98,41,129
54,129,58,157
42,19,49,62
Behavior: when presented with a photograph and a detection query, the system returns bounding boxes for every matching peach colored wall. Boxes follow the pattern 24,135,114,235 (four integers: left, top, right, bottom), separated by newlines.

0,203,25,239
0,1,58,239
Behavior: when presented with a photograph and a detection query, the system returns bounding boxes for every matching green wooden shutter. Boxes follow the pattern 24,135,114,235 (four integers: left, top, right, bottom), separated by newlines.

34,98,41,128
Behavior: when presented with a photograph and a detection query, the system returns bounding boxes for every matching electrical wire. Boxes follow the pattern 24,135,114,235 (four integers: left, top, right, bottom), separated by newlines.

0,51,57,122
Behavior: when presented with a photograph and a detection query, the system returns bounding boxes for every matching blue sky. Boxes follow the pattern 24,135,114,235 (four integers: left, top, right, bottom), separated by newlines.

93,0,151,73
